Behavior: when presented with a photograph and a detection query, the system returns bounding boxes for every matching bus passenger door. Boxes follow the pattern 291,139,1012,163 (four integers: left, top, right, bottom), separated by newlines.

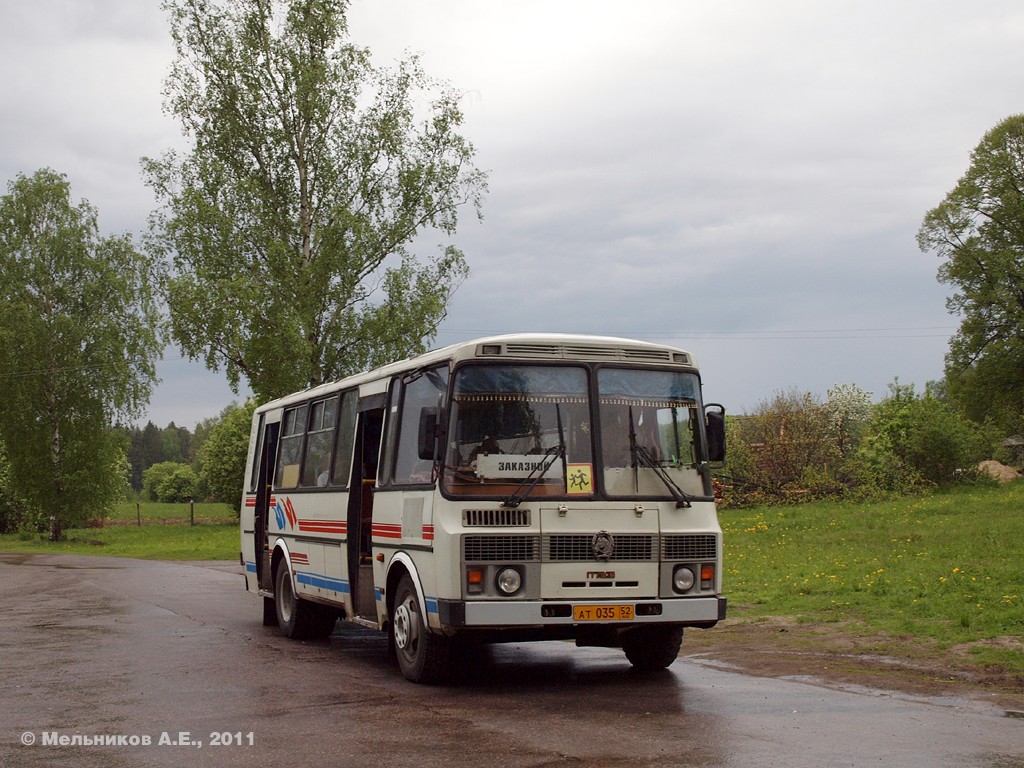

254,421,279,592
348,406,383,619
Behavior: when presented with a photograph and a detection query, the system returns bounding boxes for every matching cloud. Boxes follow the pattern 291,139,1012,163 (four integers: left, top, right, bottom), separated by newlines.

3,0,1022,424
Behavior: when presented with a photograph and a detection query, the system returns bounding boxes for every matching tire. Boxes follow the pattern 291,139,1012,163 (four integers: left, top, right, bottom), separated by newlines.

622,625,683,671
390,573,450,684
274,563,337,640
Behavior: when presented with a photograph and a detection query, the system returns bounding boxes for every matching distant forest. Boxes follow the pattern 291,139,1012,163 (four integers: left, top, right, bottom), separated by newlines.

121,418,216,492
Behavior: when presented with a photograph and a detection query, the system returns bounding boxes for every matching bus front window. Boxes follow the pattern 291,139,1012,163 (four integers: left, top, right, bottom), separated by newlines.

597,368,706,501
443,365,593,499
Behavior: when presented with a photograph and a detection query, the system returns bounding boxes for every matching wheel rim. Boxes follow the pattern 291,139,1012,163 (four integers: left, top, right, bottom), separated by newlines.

278,570,294,624
393,593,420,661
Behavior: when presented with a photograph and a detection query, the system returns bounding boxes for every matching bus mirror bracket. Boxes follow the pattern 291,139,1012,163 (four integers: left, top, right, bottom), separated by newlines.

704,403,726,464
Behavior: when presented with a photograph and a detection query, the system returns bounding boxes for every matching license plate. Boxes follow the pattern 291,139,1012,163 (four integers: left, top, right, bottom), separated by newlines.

572,604,635,622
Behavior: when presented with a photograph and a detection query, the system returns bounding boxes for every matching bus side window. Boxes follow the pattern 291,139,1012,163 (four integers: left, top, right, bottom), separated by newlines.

300,396,339,487
391,367,448,486
274,404,307,489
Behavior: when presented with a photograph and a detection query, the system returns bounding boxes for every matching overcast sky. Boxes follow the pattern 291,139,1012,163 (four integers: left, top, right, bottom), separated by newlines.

2,0,1022,427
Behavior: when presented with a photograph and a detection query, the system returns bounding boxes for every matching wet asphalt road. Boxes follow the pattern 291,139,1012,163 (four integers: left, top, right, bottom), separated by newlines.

1,552,1022,768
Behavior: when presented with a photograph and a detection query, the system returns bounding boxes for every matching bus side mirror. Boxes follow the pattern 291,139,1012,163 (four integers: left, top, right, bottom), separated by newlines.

418,407,439,460
704,404,726,463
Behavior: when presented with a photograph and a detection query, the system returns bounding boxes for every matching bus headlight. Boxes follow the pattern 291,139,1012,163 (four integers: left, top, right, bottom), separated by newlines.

672,566,695,593
496,567,523,596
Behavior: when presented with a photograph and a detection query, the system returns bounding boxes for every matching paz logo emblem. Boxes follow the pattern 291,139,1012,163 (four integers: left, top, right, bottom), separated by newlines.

591,531,615,561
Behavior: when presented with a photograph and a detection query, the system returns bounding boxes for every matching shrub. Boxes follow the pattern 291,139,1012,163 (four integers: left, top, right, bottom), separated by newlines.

723,389,841,506
859,382,989,488
143,461,195,503
156,464,199,504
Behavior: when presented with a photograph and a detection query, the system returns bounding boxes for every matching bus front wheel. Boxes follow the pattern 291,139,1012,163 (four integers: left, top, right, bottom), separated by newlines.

391,573,450,684
621,625,683,671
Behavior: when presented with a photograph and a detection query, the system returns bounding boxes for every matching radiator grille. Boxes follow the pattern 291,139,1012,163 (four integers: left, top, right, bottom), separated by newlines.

463,535,540,562
462,532,717,563
662,534,718,561
544,534,655,562
462,508,531,527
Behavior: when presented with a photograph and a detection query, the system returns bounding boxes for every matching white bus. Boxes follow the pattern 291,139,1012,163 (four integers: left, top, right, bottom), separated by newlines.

240,334,727,683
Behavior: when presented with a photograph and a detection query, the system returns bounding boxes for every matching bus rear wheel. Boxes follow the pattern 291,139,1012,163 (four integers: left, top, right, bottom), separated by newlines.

391,573,450,684
621,625,683,671
274,563,337,640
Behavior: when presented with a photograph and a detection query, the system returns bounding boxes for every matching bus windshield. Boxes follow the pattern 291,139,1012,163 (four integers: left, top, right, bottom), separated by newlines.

441,363,707,501
597,368,705,500
443,365,592,498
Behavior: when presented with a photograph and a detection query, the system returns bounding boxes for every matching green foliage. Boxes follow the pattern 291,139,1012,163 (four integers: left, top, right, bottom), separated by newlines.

0,442,31,534
721,381,999,507
918,114,1024,434
721,483,1024,672
857,381,989,489
145,0,486,401
143,462,192,502
157,464,199,504
0,170,160,533
124,420,196,491
723,389,842,504
197,401,256,506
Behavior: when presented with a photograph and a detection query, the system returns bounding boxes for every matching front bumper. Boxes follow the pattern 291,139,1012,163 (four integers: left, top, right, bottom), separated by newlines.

438,595,727,628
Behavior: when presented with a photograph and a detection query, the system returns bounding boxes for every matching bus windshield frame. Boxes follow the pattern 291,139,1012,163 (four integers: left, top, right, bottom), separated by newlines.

440,362,710,502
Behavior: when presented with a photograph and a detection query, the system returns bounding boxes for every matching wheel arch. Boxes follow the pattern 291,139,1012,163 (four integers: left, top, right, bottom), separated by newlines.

269,538,291,593
385,552,422,620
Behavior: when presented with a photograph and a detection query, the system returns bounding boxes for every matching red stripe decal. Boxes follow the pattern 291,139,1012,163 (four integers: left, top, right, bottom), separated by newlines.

372,524,402,539
297,519,347,534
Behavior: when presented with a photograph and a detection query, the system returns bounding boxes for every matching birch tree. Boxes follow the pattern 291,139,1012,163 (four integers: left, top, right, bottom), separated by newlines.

145,0,486,401
0,170,160,535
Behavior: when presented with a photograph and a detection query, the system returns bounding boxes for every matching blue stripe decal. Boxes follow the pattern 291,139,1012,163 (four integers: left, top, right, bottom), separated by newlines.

295,570,351,594
425,597,439,614
245,561,257,574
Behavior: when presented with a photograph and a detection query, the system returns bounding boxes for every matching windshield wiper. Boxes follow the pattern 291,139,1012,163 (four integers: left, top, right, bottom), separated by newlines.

629,407,692,508
501,443,564,508
502,404,567,508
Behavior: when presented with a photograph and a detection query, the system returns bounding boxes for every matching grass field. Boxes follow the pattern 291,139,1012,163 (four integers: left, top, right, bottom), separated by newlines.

719,481,1024,674
0,500,239,560
108,500,238,525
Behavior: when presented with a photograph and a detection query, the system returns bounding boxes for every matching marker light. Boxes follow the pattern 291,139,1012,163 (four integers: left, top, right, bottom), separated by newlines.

700,564,715,590
467,568,484,594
